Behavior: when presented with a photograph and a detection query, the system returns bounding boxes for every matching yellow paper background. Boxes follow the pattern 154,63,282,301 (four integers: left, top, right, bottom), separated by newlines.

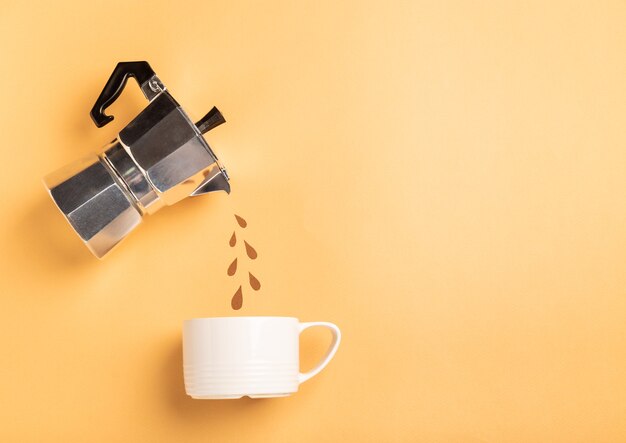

1,1,625,441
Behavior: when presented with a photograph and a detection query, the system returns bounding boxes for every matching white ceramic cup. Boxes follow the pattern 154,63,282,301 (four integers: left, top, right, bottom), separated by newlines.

183,317,341,399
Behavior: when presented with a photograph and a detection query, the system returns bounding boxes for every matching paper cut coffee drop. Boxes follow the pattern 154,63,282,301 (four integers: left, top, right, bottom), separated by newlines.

234,214,247,228
229,231,236,247
227,258,237,276
249,272,261,291
231,286,243,310
244,241,257,260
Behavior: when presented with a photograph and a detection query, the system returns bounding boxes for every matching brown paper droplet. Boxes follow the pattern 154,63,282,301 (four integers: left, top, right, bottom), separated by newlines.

249,272,261,291
234,214,247,228
229,231,236,247
244,241,258,260
231,286,243,310
227,258,238,276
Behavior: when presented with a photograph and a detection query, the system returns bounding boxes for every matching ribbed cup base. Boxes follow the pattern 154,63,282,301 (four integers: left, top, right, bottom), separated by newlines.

184,362,299,399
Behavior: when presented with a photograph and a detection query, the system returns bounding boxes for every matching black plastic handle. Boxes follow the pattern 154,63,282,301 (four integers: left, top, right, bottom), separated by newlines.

90,61,156,128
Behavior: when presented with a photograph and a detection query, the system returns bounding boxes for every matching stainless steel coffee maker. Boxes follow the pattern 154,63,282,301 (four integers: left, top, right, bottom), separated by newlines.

44,61,230,258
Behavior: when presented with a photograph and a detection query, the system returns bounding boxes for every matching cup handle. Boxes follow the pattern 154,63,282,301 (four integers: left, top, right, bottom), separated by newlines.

298,322,341,384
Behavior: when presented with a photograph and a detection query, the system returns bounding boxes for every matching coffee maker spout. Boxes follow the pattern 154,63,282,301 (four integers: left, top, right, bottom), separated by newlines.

191,167,231,196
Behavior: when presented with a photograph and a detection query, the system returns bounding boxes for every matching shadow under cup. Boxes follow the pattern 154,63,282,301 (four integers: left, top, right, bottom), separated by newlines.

183,317,341,399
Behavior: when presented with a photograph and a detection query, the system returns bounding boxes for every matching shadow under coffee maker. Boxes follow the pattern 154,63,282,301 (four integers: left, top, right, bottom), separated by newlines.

43,61,230,258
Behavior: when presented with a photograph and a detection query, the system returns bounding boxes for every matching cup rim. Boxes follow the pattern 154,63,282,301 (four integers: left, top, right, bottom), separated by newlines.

184,316,299,324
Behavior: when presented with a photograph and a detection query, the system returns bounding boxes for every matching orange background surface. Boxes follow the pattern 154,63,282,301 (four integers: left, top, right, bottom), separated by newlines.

1,1,626,441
